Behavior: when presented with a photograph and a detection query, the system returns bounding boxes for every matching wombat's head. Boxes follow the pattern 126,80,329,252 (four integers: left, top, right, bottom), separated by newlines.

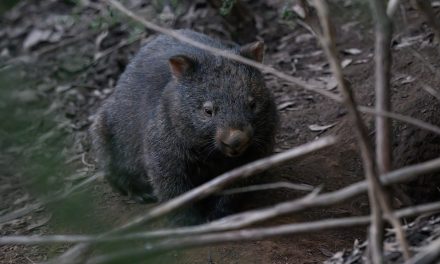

167,41,277,158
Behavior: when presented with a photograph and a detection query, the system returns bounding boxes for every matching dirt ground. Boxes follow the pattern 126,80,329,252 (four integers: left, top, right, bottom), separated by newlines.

1,1,440,263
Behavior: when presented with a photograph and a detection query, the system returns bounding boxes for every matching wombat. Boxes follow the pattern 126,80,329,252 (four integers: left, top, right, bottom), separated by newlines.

90,29,278,224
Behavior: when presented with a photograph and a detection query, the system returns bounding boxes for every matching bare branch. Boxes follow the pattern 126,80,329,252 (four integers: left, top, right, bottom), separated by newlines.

306,0,412,260
310,0,386,261
369,0,413,259
358,106,440,135
422,85,440,101
369,0,393,178
86,201,440,264
220,181,314,195
3,200,440,247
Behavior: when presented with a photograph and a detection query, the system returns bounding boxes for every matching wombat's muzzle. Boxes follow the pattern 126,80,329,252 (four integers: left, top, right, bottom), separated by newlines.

216,126,253,157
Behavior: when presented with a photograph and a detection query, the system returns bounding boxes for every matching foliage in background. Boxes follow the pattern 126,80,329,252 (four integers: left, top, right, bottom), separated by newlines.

0,0,19,14
0,67,103,232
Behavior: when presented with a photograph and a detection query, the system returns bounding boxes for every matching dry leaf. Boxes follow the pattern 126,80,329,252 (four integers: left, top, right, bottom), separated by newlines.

277,101,296,110
308,122,337,132
296,33,314,43
341,58,352,68
353,58,369,64
306,63,327,72
292,4,306,18
394,35,424,49
23,29,53,50
308,76,338,91
401,76,416,85
343,48,362,55
95,31,109,49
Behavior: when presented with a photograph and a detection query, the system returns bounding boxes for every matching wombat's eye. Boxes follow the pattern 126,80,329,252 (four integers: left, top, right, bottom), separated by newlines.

203,101,214,117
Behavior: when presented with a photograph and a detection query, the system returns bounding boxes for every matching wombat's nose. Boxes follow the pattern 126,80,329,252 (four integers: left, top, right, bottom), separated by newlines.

217,128,252,157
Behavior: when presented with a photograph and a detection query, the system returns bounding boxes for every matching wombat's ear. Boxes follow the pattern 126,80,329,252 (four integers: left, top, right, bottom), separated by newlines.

169,55,195,78
240,41,265,63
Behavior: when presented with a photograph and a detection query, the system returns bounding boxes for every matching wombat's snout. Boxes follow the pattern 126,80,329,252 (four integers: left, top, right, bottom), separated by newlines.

216,127,253,157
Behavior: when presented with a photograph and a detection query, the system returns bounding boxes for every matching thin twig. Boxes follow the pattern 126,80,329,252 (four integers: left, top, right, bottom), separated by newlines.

91,33,146,65
86,202,440,264
358,106,440,135
371,0,396,258
369,0,393,179
310,0,386,261
2,200,440,246
421,85,440,101
368,0,412,258
220,181,314,195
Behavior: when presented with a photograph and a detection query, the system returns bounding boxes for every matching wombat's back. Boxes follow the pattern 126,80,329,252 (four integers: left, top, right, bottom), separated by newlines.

114,30,235,107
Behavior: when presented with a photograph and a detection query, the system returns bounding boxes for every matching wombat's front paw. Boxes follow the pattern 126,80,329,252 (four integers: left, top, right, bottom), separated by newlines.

128,191,157,204
106,172,157,204
169,209,206,226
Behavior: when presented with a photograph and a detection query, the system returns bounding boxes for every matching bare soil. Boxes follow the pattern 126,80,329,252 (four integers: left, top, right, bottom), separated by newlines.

1,1,440,264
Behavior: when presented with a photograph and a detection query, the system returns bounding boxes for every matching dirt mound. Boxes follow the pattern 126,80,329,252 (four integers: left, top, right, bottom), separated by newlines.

394,95,440,203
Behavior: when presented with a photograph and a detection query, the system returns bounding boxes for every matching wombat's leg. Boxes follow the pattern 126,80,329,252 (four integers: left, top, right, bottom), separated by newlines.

90,112,156,203
128,173,157,203
206,176,258,220
89,112,111,168
107,166,157,203
205,195,235,221
149,161,205,225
